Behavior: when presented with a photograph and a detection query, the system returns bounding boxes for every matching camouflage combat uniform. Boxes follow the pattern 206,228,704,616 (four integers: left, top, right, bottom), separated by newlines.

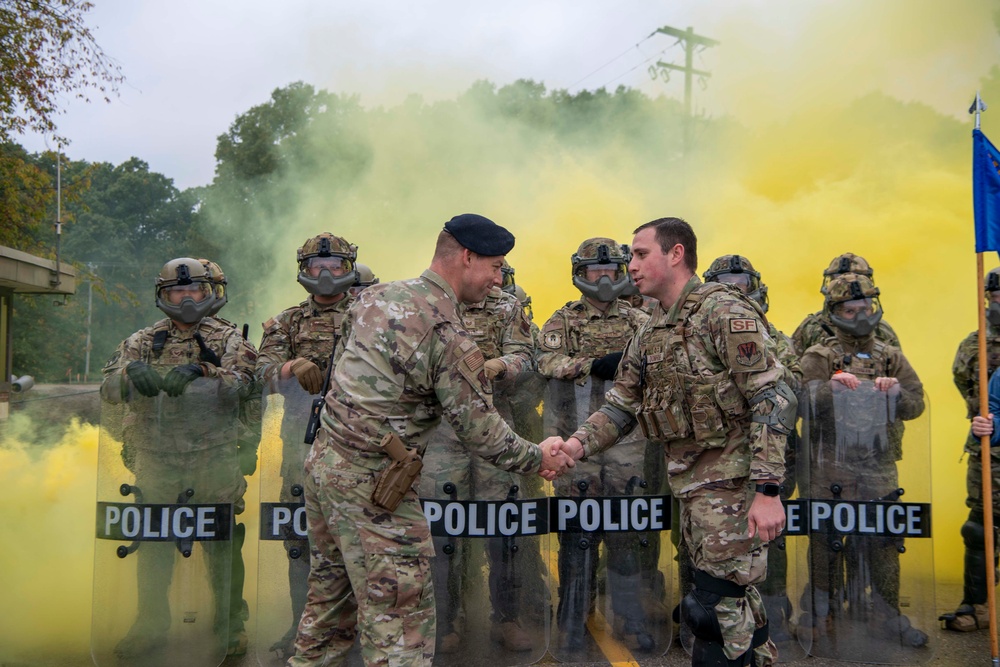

537,296,656,648
417,286,537,646
289,269,543,667
256,292,354,654
792,311,900,354
954,324,1000,519
947,321,1000,629
570,276,789,665
101,316,258,646
799,331,924,634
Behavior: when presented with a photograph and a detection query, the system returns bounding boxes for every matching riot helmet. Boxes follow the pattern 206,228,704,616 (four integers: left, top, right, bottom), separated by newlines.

620,245,640,298
985,267,1000,327
296,233,358,297
155,257,215,324
198,258,228,317
350,263,380,297
820,252,873,295
703,254,769,313
514,284,533,321
825,272,883,337
501,260,516,295
571,237,630,303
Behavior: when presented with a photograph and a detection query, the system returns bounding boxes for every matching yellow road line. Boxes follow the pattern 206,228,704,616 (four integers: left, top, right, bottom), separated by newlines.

544,544,640,667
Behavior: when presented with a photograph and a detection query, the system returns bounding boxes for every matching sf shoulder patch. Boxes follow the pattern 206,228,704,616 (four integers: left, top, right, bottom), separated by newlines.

729,318,758,334
725,318,766,371
544,331,563,350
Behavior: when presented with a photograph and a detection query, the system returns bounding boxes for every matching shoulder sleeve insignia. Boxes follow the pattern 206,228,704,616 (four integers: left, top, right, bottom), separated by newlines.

462,348,485,374
735,341,764,368
544,331,563,349
729,318,758,334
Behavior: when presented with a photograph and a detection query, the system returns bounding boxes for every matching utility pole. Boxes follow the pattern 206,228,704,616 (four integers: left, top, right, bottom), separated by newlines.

648,25,720,153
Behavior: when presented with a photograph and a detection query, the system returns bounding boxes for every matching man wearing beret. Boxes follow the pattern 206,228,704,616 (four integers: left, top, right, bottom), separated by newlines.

288,214,574,667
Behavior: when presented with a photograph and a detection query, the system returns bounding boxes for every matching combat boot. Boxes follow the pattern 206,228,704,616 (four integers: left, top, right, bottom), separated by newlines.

491,620,532,652
438,631,462,654
227,631,249,656
620,618,655,651
942,603,991,632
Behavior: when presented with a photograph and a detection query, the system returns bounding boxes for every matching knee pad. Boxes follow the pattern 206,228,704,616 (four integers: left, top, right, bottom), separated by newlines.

962,519,986,551
682,570,747,644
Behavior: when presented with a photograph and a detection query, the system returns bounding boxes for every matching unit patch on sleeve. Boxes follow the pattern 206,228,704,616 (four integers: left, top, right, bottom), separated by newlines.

544,331,563,350
728,318,758,334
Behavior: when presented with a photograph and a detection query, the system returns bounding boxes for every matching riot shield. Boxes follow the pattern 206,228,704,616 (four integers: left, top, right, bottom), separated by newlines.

254,378,313,664
92,377,243,667
796,379,933,664
544,376,672,664
418,371,550,665
763,428,811,663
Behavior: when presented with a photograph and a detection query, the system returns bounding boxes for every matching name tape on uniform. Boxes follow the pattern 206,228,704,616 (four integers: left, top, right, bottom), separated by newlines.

260,502,309,540
782,499,931,538
96,502,232,541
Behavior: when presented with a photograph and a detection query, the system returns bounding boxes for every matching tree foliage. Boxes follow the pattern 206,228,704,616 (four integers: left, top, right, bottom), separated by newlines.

0,0,122,143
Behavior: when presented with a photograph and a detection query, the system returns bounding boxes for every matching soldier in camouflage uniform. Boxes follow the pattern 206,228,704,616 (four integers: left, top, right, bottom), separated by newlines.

101,257,259,657
350,263,380,297
792,253,901,354
201,258,262,482
942,267,1000,632
417,265,538,653
703,255,802,643
255,233,359,658
538,237,656,651
557,219,795,666
288,214,571,667
798,273,927,646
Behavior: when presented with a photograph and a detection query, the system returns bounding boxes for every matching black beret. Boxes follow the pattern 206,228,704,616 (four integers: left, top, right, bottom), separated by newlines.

444,213,515,256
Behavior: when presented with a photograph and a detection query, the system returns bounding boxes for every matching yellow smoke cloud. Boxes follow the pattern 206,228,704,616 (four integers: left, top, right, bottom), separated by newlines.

6,3,1000,661
226,1,1000,597
0,414,98,661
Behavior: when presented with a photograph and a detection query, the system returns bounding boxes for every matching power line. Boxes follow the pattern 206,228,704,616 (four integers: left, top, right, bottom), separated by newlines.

593,42,679,91
566,32,657,90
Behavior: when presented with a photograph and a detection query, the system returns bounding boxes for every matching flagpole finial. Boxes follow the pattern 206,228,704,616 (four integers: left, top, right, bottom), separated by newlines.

971,91,988,130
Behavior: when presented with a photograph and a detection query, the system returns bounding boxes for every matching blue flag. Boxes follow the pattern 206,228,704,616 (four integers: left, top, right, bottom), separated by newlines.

974,128,1000,254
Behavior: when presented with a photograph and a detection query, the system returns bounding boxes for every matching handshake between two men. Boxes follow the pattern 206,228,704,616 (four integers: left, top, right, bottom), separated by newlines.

535,436,586,481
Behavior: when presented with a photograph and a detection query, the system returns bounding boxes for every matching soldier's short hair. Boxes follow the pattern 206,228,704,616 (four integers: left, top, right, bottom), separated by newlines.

634,217,698,272
434,229,465,260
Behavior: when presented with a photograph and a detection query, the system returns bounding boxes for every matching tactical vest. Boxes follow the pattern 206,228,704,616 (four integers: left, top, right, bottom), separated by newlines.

291,307,347,372
563,302,636,359
824,336,893,380
635,284,753,447
821,335,901,461
462,302,505,360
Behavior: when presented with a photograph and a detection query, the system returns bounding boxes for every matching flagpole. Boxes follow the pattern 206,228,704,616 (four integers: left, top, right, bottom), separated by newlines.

977,252,999,665
971,90,999,666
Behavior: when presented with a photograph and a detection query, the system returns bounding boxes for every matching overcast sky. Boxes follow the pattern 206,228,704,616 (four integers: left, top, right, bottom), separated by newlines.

17,0,1000,190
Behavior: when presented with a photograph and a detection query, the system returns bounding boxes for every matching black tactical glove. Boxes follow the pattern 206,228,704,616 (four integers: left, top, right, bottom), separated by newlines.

590,351,624,381
125,361,162,397
162,363,205,397
193,332,222,367
237,443,258,477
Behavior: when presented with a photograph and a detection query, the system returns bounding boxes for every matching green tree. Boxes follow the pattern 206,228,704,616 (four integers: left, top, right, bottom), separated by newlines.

13,156,205,381
0,0,123,143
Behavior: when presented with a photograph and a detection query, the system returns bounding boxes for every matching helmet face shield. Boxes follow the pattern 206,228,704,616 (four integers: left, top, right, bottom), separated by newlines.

830,297,883,336
296,235,358,297
155,258,215,324
571,240,629,302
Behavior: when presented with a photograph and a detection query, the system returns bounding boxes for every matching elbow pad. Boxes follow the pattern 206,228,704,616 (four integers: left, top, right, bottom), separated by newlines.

598,405,638,436
749,381,798,435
